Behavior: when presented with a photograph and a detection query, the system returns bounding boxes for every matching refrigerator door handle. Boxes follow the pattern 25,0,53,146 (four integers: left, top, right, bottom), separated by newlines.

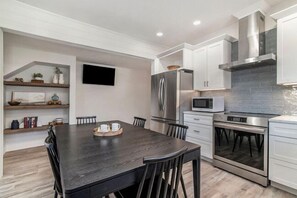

161,78,165,111
158,78,162,111
159,78,163,111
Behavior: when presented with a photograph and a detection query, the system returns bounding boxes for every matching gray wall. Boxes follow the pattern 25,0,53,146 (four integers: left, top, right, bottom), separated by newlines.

201,28,297,115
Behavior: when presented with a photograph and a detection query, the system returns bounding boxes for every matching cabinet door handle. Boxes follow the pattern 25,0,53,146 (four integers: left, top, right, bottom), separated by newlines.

194,130,200,133
207,81,209,87
194,118,200,121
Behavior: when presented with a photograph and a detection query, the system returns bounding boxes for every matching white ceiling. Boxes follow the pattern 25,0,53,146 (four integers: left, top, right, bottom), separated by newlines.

18,0,283,48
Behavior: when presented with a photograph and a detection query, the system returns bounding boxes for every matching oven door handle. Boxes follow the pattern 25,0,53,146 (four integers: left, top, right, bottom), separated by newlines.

214,122,266,134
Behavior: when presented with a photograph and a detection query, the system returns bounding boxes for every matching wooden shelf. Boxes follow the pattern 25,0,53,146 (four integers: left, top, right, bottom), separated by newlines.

4,81,70,88
4,125,48,134
4,104,69,110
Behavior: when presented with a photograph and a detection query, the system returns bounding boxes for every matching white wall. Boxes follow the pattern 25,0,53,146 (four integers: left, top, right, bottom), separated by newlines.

0,28,4,177
76,62,151,127
3,34,77,152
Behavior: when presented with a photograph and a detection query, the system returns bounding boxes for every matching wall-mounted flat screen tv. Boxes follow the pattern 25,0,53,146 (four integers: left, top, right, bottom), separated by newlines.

83,64,115,86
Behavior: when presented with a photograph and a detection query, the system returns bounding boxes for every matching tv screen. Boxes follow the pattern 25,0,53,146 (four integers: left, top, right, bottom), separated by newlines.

83,64,115,86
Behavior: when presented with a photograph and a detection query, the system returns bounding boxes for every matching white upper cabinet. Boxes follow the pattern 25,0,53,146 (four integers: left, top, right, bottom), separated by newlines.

277,13,297,85
193,40,231,91
193,47,207,90
152,44,193,75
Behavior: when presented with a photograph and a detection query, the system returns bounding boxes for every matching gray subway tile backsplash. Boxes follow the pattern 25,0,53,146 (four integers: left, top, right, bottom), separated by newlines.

201,65,297,115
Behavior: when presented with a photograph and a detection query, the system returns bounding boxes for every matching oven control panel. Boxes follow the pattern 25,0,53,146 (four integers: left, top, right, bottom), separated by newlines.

227,116,247,123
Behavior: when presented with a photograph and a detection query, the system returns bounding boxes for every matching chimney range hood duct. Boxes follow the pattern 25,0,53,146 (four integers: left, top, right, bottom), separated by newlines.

219,11,276,71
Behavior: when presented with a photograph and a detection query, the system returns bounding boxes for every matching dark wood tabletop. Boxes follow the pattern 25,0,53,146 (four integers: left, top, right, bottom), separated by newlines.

55,120,201,198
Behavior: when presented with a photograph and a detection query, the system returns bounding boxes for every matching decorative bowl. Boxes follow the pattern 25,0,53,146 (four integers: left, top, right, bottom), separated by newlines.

167,65,181,71
8,101,21,106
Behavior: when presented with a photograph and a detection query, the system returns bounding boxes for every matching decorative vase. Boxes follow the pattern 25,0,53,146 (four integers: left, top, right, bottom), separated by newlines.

58,73,64,84
19,122,24,129
53,74,58,84
51,93,59,101
11,120,19,129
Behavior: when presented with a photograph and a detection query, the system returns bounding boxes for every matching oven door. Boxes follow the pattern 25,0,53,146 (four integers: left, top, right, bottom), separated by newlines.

213,122,268,176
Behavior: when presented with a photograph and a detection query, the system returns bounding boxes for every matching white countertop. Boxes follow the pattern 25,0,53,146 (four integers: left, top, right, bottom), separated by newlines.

269,115,297,124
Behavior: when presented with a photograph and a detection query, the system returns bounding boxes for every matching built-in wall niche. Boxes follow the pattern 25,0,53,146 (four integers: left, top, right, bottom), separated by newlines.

3,62,70,137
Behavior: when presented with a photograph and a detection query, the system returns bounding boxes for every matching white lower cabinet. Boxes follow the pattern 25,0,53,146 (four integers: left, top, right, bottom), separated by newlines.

184,111,213,159
186,136,212,159
269,117,297,194
270,158,297,190
186,122,212,142
270,136,297,164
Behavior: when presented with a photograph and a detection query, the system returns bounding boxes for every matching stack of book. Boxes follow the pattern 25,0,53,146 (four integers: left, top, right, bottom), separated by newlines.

24,116,38,128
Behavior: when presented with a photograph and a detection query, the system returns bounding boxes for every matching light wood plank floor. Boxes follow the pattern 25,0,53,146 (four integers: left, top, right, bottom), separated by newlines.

0,146,296,198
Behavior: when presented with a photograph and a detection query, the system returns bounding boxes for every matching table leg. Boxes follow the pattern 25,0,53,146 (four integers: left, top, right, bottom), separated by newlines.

192,155,200,198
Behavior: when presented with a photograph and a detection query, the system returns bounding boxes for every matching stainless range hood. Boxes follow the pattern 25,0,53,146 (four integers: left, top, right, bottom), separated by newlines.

219,11,276,71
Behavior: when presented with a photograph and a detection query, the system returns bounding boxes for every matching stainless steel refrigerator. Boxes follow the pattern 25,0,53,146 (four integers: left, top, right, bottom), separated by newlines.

150,69,194,134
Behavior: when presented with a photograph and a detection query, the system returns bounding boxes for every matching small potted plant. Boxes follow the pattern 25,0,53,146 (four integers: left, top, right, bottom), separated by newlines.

33,73,43,80
31,73,44,83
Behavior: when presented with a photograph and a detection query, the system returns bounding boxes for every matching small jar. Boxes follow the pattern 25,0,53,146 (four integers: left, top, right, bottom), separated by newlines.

11,120,19,129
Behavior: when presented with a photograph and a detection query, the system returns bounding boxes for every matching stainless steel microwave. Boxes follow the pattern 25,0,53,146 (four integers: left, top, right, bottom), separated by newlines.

192,97,224,112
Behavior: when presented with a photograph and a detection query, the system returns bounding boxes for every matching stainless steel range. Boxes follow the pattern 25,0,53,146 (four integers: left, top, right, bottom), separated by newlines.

213,112,278,186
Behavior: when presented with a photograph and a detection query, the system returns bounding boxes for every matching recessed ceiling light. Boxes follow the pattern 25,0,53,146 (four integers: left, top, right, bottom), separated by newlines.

193,20,201,26
156,32,163,37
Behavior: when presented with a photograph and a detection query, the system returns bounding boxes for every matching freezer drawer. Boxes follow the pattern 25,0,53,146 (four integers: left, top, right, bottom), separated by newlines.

150,118,173,134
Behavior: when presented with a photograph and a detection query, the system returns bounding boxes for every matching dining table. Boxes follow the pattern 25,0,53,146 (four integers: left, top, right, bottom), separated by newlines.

55,120,201,198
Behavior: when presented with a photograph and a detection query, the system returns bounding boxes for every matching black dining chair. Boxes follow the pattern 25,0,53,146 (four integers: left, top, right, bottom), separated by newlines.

165,123,188,198
76,116,97,125
45,134,63,198
114,146,188,198
48,125,59,159
45,132,111,198
232,131,263,157
215,127,229,146
166,123,188,141
133,117,146,128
